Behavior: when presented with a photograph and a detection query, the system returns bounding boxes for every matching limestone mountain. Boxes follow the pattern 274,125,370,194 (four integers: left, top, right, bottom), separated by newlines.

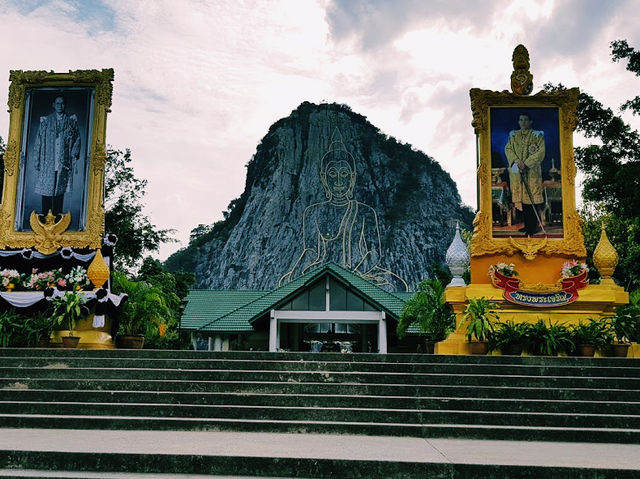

166,102,473,290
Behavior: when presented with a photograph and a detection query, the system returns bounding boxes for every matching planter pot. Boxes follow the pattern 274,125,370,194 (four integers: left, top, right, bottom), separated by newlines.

61,336,80,349
37,338,51,348
424,341,436,355
116,335,145,349
501,343,524,356
469,341,488,355
577,343,596,357
611,343,631,358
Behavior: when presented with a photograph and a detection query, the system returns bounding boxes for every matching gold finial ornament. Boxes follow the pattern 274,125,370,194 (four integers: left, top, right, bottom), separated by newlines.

87,249,110,289
511,44,533,95
593,223,618,284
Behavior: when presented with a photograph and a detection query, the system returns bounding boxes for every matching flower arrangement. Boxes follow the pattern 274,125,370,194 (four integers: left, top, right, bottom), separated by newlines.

561,260,588,278
65,266,90,290
0,267,90,292
489,263,518,278
24,268,65,291
1,269,22,290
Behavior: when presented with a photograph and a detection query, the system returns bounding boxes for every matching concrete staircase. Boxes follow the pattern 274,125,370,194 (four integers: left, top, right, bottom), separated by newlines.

1,349,639,477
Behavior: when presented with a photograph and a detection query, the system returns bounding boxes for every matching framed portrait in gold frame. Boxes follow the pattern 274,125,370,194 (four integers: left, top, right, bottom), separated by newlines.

0,69,113,254
469,87,586,260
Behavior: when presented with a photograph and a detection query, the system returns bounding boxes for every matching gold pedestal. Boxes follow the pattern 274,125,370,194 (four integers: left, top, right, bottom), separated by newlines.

437,283,633,356
50,314,115,349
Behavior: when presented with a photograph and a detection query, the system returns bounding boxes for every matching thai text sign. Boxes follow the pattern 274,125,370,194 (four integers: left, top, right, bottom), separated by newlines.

491,270,588,308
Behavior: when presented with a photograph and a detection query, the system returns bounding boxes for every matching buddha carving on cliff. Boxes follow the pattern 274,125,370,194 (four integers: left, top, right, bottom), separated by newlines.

279,131,408,291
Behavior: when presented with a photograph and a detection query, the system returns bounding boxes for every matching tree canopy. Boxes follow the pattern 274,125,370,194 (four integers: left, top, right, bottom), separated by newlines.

104,147,174,272
555,40,640,290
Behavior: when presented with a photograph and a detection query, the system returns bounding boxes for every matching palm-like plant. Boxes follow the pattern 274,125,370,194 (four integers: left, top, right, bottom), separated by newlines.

397,280,455,342
460,297,499,342
112,272,173,336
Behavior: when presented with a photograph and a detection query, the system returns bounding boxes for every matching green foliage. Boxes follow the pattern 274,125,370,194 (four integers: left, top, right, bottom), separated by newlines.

546,41,640,289
397,279,455,342
135,257,194,348
460,297,499,342
0,309,57,348
569,318,614,348
23,312,57,346
488,320,530,352
525,319,573,356
580,205,640,289
50,292,88,336
613,289,640,342
112,271,174,337
429,262,452,287
0,309,22,348
105,147,174,273
611,40,640,115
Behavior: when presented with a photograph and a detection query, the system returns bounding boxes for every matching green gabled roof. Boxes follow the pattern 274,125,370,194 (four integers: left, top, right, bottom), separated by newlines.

181,290,265,331
393,291,415,302
212,263,407,331
182,263,411,333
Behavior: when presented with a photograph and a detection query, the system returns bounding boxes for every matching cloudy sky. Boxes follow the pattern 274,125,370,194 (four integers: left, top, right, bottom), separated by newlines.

0,0,639,260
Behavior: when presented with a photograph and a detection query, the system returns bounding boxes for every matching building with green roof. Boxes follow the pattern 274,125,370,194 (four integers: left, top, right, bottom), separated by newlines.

181,263,414,352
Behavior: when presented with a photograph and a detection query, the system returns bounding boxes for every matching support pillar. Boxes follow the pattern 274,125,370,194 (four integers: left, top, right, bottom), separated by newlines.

269,310,277,352
378,312,387,354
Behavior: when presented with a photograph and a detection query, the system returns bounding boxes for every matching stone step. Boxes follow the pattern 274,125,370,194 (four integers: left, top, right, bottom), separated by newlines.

2,367,638,389
2,401,639,430
2,415,640,443
0,471,279,478
0,456,637,479
2,389,638,414
2,377,638,401
2,356,640,377
0,348,637,367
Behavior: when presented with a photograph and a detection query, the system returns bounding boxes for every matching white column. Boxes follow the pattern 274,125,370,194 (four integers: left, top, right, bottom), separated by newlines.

213,335,223,351
378,312,387,354
207,336,213,351
269,310,277,352
222,336,230,351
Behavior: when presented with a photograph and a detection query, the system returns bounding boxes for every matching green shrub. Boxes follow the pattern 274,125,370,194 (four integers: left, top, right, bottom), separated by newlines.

488,320,530,352
397,280,455,343
526,319,572,356
460,297,499,342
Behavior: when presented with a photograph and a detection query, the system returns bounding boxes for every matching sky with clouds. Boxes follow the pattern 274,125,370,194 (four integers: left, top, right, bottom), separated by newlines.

0,0,638,260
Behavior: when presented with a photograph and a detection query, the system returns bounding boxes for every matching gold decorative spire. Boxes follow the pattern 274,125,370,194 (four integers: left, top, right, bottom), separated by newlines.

511,44,533,95
593,223,618,285
87,249,110,289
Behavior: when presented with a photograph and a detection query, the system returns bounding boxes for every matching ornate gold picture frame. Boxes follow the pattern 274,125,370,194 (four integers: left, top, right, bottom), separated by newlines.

469,87,586,260
0,69,113,254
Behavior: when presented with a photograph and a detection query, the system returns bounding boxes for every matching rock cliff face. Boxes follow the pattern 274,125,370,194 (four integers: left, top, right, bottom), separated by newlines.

166,102,473,291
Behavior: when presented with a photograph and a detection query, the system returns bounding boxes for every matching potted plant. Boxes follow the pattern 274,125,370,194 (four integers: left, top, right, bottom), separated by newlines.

610,303,640,357
489,320,530,356
525,319,572,356
460,297,499,354
112,272,173,349
51,291,88,348
569,318,614,357
24,312,57,347
397,279,455,353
